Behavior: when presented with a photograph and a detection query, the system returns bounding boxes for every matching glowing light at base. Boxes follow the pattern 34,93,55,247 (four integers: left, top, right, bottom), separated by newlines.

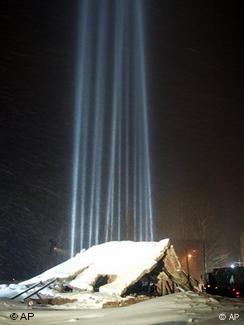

70,0,154,256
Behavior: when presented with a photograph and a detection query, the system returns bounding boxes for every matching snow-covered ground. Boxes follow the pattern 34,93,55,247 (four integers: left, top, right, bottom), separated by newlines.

0,292,243,324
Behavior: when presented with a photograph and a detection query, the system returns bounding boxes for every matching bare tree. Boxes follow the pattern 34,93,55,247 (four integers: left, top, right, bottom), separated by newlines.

175,189,229,274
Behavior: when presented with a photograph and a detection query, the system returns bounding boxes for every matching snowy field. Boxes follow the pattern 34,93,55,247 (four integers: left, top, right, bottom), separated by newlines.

0,292,244,325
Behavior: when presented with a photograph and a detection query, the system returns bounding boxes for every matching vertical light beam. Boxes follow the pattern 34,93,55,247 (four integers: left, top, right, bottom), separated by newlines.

71,0,154,250
70,0,89,257
135,0,154,240
105,0,124,242
89,0,108,247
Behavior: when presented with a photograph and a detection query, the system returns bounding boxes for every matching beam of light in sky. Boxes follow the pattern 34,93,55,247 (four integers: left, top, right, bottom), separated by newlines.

88,1,108,247
70,0,154,254
133,91,138,241
105,0,124,242
70,0,89,257
93,0,108,246
134,76,143,241
135,0,154,240
79,64,90,250
78,3,93,251
138,105,144,241
125,53,130,240
117,93,122,241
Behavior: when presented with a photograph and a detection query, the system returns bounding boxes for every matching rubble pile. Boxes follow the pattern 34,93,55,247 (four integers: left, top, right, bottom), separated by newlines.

0,239,199,307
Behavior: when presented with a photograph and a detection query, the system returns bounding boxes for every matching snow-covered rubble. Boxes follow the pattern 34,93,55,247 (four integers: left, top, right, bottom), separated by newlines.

21,239,169,294
0,239,170,305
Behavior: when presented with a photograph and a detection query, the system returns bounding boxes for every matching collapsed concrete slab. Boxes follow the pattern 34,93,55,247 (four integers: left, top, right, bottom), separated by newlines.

1,239,200,307
21,239,170,295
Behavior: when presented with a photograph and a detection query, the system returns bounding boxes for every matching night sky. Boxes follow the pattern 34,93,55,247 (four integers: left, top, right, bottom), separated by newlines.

1,0,243,280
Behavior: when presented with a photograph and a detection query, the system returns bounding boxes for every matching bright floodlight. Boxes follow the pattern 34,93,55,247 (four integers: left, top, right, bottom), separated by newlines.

70,0,154,256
